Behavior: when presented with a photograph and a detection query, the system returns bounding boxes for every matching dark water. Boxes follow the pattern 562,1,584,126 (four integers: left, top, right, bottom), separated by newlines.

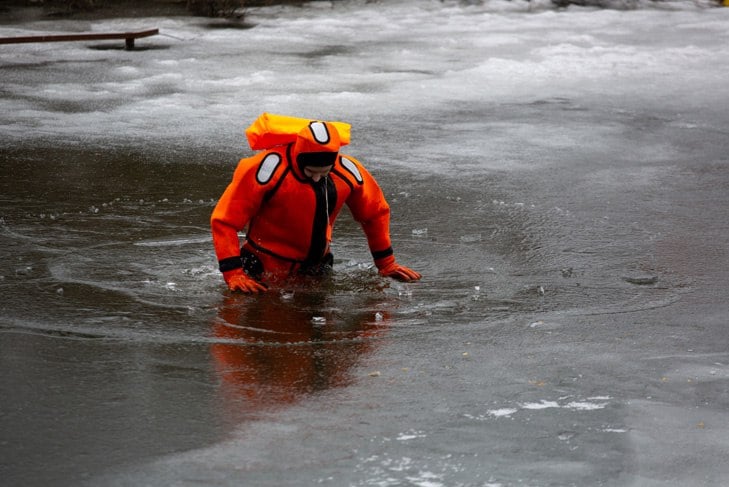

2,5,729,481
3,98,729,486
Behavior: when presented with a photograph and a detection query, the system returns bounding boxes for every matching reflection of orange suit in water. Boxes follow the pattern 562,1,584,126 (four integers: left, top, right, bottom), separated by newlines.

211,113,421,291
211,294,386,413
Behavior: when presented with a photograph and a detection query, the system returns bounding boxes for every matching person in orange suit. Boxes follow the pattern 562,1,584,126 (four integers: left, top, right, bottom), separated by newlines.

211,114,421,292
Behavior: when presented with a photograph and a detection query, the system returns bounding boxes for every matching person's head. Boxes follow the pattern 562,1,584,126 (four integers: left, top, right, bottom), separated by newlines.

293,121,342,181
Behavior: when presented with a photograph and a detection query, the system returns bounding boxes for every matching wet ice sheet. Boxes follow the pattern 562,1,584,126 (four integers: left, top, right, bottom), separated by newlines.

3,1,729,486
86,312,729,487
2,0,728,166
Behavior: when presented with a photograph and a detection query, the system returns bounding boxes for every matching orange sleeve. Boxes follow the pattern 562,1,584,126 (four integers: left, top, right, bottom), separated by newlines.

342,156,393,260
210,152,279,270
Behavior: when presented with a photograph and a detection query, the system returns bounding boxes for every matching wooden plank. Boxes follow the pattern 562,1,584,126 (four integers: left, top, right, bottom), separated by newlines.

0,28,159,50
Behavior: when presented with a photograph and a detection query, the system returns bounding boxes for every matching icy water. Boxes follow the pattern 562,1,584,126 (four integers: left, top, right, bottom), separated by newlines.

2,1,729,486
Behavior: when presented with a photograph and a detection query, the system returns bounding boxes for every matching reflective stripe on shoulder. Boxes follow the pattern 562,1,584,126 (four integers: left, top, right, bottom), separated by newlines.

340,156,363,184
256,153,282,184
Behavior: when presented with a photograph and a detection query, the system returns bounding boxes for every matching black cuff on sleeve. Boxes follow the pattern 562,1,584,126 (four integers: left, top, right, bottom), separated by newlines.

218,256,243,272
371,247,393,261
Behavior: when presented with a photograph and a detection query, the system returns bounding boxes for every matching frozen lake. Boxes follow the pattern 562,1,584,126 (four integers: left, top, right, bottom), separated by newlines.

2,1,729,485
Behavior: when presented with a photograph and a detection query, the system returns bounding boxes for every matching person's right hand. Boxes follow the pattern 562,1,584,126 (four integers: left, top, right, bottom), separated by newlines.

223,268,268,293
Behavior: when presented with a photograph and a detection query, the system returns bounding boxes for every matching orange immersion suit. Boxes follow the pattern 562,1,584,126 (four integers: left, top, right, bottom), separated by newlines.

211,115,402,286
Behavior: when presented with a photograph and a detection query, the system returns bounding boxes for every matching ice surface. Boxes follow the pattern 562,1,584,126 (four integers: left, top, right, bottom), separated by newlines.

3,1,729,486
2,0,728,174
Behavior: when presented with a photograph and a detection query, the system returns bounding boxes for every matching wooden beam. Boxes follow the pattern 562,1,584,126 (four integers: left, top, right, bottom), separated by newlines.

0,28,159,50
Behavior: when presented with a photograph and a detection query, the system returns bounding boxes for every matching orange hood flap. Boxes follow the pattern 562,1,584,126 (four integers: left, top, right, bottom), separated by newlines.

245,113,351,150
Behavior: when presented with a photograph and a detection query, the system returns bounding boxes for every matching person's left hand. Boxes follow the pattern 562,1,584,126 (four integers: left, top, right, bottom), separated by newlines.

378,260,422,282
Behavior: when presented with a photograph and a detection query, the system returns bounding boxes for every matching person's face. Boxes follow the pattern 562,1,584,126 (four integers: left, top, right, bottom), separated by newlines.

303,165,333,182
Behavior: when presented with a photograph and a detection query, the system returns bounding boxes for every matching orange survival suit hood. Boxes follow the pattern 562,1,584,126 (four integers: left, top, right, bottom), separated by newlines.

245,113,350,177
293,121,342,173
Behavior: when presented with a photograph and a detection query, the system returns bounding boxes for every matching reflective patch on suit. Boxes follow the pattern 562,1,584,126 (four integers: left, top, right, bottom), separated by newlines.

340,157,363,184
309,121,330,145
256,153,281,184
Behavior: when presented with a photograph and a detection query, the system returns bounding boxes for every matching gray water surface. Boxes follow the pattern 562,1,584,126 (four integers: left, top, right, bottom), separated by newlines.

2,2,729,486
